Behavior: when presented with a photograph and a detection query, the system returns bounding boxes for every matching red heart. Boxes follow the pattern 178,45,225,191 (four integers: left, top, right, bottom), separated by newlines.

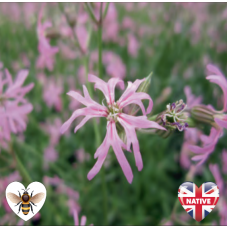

178,182,219,222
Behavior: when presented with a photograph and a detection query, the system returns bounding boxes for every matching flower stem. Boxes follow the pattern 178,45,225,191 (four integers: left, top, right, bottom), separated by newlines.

10,141,32,185
97,3,108,225
82,45,108,225
14,152,32,185
98,3,103,80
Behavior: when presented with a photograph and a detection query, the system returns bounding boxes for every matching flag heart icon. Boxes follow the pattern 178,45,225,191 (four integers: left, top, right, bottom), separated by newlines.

5,181,46,222
178,182,219,222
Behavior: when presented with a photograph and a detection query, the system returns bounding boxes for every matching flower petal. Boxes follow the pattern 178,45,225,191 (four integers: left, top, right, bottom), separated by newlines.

87,145,109,180
206,75,227,112
119,113,166,131
73,210,79,226
60,107,103,134
118,116,143,171
207,64,224,77
191,154,208,166
74,116,93,133
118,79,145,104
80,216,87,226
111,121,133,183
215,117,227,129
88,74,124,104
118,92,153,114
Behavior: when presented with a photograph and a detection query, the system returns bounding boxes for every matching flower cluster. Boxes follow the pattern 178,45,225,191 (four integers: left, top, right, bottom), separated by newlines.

188,64,227,165
60,74,165,183
0,67,34,149
36,4,59,71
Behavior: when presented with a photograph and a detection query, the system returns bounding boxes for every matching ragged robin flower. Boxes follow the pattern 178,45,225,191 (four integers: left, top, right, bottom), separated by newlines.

60,74,166,183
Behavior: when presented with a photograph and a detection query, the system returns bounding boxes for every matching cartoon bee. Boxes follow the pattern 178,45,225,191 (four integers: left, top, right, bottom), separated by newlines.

7,188,45,215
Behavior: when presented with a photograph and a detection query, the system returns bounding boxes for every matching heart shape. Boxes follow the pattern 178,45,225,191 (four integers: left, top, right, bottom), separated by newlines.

178,182,219,222
5,181,46,221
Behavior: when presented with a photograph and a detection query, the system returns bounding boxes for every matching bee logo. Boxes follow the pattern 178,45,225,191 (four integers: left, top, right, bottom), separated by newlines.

7,188,45,215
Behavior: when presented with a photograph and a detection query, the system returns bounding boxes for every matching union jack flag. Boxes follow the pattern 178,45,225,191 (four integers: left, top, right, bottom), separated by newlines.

178,182,219,222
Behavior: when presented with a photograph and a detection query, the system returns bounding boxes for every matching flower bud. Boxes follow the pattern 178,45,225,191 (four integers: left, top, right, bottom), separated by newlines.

159,99,189,132
45,28,61,39
190,105,216,125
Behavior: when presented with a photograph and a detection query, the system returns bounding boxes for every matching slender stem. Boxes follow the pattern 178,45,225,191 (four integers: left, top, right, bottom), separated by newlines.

10,141,32,185
168,166,196,225
98,3,103,80
58,2,85,55
84,3,99,25
83,55,92,94
103,3,110,19
15,152,32,185
97,3,108,225
15,140,66,182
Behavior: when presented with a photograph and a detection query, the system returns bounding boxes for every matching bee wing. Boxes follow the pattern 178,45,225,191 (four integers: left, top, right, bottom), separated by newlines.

7,193,21,204
30,193,45,204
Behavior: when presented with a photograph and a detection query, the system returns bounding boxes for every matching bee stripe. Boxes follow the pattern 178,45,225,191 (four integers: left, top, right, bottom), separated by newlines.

22,204,30,208
22,209,30,212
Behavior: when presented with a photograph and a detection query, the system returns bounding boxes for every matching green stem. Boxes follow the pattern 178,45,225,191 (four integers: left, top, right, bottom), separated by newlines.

98,25,102,80
9,140,32,185
101,166,108,225
103,3,110,19
82,51,107,224
15,140,66,182
14,150,32,185
58,2,85,55
84,3,99,25
97,3,108,225
98,3,103,81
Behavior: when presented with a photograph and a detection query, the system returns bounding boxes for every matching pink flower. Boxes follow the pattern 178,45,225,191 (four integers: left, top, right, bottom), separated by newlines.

180,86,202,169
103,3,119,42
75,148,90,163
36,4,59,71
188,64,227,165
184,86,202,109
73,210,92,226
103,51,126,79
189,127,223,166
127,34,139,57
0,69,33,146
43,145,58,170
209,163,224,194
206,64,227,128
68,199,81,217
174,21,182,33
43,175,81,216
41,118,62,146
43,77,62,111
0,172,21,214
59,42,77,60
122,17,134,30
0,101,33,134
2,69,34,103
60,74,165,183
75,25,89,53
